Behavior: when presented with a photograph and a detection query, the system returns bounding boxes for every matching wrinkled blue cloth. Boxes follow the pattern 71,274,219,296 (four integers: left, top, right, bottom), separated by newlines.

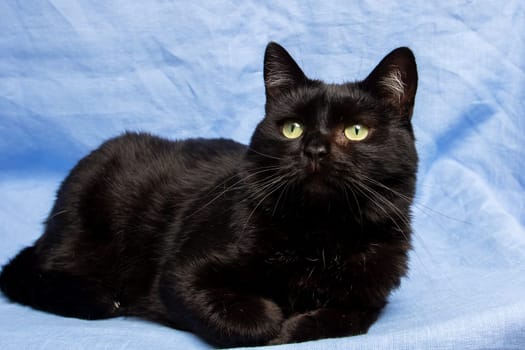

1,1,524,349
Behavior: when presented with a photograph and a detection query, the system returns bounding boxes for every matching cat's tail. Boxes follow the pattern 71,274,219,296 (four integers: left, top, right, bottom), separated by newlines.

0,246,41,307
0,246,119,319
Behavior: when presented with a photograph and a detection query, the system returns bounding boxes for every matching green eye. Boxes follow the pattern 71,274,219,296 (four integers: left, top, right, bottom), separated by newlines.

344,124,369,141
282,121,304,139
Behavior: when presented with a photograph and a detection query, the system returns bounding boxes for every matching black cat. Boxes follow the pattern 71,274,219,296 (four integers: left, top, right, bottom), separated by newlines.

0,42,418,347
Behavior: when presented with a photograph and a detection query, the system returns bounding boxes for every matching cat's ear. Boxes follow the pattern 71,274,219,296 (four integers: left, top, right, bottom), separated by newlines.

264,42,308,99
362,47,418,118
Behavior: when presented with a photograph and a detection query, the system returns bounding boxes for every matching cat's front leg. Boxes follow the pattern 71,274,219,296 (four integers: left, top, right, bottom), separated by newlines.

160,247,287,347
269,306,383,345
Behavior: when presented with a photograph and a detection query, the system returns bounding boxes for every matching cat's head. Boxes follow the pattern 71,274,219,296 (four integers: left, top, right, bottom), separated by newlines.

244,42,418,221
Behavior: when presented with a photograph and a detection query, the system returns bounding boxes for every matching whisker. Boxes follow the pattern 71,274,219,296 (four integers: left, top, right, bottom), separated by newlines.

243,178,288,230
359,175,473,226
187,166,281,218
347,176,438,278
203,165,280,197
347,179,411,242
271,180,290,218
247,147,285,161
241,167,301,229
339,183,363,224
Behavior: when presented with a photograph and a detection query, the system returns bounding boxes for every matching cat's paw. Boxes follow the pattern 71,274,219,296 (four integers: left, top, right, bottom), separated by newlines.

218,296,283,333
206,295,284,347
268,310,322,345
269,308,374,345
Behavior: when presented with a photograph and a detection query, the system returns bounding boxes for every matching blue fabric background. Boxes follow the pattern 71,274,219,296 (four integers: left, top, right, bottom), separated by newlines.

1,1,524,349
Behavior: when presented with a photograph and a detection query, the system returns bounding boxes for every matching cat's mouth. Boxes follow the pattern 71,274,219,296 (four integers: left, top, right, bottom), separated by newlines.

301,171,337,197
306,161,322,174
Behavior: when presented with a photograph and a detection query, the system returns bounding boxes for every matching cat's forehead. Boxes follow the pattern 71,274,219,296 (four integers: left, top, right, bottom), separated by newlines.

324,82,364,100
265,81,379,124
294,82,375,115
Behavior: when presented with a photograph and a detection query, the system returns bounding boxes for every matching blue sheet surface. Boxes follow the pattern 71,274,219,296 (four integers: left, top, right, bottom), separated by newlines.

1,1,524,349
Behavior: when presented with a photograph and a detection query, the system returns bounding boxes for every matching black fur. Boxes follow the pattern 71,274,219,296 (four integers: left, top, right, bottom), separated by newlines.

0,42,418,347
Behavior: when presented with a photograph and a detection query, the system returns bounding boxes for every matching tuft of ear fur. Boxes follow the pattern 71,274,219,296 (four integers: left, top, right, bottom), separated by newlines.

362,47,418,118
264,42,308,99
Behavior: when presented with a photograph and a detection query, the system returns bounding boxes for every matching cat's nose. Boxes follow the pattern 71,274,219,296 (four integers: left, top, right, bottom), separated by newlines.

304,143,329,162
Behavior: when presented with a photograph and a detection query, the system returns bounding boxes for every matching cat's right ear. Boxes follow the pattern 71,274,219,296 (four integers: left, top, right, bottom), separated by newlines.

264,42,308,99
362,47,418,118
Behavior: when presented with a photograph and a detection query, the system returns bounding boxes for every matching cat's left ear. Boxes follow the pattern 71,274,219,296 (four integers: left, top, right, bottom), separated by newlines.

264,42,308,99
362,47,418,118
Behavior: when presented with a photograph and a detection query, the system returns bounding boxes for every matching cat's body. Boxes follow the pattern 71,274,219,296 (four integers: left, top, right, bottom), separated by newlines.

0,43,418,347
